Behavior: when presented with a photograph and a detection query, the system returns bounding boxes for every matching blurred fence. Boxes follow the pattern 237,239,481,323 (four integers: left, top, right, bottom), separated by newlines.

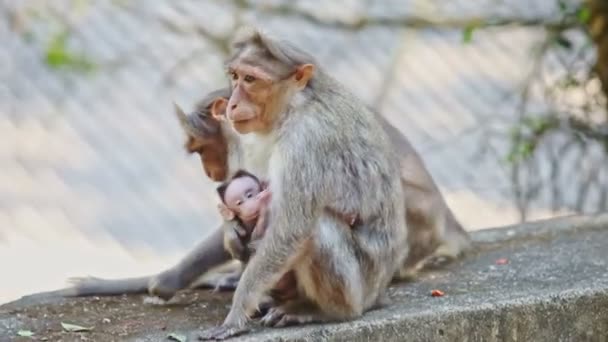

1,0,602,303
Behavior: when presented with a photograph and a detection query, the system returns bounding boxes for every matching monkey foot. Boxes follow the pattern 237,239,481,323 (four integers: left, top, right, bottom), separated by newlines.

421,255,454,270
250,297,274,319
211,273,241,292
142,296,169,306
197,324,249,341
260,307,317,328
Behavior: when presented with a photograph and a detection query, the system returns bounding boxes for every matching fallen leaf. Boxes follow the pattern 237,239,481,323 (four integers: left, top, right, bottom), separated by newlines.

495,258,509,265
17,330,34,337
61,322,93,332
167,332,187,342
431,289,445,297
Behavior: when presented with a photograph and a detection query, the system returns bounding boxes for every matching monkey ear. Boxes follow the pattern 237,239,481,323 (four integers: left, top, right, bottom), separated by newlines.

218,203,235,221
294,64,315,88
259,180,269,190
211,98,228,121
173,101,195,136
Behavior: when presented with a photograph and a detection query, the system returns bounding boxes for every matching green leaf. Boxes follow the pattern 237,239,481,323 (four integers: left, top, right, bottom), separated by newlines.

560,75,580,88
462,25,476,43
519,141,535,158
61,322,93,332
44,30,96,73
167,333,187,342
577,6,591,24
17,330,34,337
554,35,572,50
558,0,567,12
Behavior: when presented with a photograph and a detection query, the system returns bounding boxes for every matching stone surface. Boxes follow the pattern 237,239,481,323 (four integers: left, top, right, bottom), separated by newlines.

2,214,608,341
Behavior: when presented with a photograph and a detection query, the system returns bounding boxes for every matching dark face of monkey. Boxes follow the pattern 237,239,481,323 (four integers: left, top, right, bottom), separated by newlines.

174,98,229,182
184,131,227,182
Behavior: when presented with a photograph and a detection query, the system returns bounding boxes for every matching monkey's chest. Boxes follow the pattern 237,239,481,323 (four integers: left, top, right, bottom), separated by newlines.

240,134,276,179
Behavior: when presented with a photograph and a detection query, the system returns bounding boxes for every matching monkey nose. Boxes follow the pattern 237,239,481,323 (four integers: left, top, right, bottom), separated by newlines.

230,104,237,110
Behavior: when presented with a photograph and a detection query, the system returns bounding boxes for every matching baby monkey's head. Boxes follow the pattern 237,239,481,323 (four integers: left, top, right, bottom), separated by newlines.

217,170,266,224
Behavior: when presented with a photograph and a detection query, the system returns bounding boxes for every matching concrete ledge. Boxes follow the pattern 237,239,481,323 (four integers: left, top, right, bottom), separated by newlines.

2,214,608,341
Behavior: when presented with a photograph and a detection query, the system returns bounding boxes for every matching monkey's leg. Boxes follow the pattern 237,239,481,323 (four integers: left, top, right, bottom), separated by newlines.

261,219,369,328
396,183,472,280
149,226,234,300
260,299,321,327
423,212,472,268
260,291,390,328
59,225,236,300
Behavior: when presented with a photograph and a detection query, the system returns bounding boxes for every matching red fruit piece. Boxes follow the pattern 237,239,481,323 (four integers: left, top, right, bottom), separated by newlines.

495,258,509,265
431,289,445,297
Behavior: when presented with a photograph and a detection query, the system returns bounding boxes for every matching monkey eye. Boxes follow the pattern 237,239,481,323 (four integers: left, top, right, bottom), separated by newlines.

229,71,238,81
235,200,243,206
245,190,254,199
243,75,256,83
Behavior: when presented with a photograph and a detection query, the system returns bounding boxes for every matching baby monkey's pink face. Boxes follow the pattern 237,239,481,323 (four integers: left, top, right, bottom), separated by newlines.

223,176,264,223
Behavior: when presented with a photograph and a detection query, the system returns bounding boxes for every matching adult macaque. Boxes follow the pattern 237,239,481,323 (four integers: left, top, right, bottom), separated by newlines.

198,28,408,340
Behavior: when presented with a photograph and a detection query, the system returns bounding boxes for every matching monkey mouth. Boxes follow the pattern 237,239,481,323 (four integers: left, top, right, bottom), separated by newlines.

229,112,257,124
241,213,259,222
232,118,254,124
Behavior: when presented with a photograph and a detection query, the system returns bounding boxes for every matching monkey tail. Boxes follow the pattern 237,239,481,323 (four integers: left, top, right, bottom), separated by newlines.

8,276,150,306
62,276,151,297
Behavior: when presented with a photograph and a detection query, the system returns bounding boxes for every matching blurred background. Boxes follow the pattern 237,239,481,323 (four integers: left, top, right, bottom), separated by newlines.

1,0,607,304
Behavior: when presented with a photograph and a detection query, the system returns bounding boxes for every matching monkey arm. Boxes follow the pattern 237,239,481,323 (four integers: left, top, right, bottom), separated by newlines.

148,225,234,300
42,226,232,300
223,220,252,262
250,201,270,242
223,151,318,322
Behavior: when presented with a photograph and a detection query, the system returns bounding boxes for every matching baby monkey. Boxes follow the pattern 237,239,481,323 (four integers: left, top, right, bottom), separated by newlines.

216,170,271,262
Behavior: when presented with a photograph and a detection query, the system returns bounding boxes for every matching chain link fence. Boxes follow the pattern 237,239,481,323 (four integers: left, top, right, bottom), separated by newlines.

1,0,604,303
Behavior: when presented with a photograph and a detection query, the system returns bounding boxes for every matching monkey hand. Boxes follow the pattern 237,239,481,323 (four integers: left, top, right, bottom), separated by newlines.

250,202,270,242
256,188,272,205
198,308,251,340
148,270,182,301
250,216,267,242
224,225,251,262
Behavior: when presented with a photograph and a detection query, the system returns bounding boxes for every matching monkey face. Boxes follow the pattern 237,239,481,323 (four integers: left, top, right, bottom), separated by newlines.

198,150,228,181
224,37,315,135
182,136,227,182
223,176,264,223
225,67,274,134
180,113,229,182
